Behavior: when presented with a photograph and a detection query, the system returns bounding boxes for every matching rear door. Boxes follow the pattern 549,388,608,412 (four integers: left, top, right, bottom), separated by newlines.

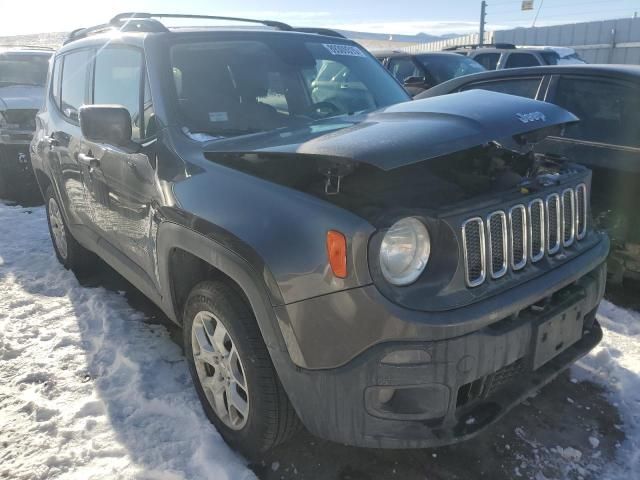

44,49,93,226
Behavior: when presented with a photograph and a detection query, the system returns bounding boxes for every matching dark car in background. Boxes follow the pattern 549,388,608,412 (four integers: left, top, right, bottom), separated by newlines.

445,43,586,70
0,46,52,202
374,50,485,95
418,64,639,282
31,12,608,459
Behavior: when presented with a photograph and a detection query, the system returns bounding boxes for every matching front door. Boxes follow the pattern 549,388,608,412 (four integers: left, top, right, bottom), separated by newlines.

81,46,159,279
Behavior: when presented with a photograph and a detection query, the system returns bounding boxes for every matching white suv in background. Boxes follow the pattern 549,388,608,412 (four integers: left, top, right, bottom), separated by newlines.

446,43,586,70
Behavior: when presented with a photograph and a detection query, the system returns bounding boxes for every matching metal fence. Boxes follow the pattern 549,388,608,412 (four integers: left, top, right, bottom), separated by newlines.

402,32,493,54
401,17,640,65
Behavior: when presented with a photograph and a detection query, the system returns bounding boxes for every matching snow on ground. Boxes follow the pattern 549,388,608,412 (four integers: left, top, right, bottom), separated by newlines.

0,203,255,479
570,300,640,478
1,200,640,480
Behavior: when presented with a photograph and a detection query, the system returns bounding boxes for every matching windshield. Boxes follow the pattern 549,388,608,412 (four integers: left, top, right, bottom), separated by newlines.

416,54,485,84
540,51,586,65
0,54,50,86
170,39,409,138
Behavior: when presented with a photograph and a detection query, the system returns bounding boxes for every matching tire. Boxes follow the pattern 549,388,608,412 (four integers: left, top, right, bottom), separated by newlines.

183,280,301,458
44,185,96,274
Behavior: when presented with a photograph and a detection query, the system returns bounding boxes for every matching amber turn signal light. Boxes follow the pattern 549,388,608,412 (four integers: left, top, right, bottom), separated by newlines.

326,230,347,278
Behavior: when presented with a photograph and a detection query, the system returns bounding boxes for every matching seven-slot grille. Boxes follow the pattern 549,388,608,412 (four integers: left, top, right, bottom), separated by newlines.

462,184,588,287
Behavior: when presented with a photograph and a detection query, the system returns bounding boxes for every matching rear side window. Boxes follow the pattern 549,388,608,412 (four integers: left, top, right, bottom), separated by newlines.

505,53,540,68
51,57,62,109
461,78,542,99
473,53,500,70
93,47,144,139
553,76,640,148
60,50,91,121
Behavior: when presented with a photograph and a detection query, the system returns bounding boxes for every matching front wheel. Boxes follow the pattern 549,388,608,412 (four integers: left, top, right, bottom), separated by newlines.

183,281,301,458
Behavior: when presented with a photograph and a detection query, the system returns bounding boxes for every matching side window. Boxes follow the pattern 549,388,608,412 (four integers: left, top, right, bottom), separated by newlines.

387,57,421,82
60,50,91,121
51,56,62,109
504,53,540,68
553,76,640,148
473,53,500,70
93,47,144,139
461,78,542,99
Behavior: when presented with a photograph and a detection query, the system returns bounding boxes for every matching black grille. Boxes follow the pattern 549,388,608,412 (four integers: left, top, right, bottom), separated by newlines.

546,194,561,254
487,212,507,278
576,184,587,240
483,359,526,398
562,189,575,247
462,218,485,286
4,109,38,130
509,205,526,270
529,199,545,262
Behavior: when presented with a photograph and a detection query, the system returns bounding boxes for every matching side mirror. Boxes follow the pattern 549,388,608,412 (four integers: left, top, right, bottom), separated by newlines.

79,105,133,148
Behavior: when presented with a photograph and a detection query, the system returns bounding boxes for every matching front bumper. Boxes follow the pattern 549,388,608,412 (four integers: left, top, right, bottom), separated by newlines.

271,237,608,448
0,137,39,199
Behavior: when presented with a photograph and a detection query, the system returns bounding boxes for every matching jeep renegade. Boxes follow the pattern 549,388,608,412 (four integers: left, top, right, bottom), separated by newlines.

31,13,609,457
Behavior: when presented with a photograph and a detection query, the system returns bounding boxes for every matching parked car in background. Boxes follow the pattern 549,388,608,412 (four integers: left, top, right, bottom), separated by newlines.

373,50,485,95
418,64,639,282
0,46,52,202
445,43,586,70
32,12,608,459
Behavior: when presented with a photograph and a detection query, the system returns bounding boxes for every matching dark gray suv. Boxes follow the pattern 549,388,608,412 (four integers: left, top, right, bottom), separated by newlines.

31,13,609,457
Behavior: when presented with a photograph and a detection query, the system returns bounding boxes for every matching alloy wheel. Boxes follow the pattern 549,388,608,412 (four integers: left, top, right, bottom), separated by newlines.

191,310,250,430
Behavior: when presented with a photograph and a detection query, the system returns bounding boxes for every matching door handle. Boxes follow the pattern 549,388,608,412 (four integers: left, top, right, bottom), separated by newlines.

78,153,100,170
45,134,59,147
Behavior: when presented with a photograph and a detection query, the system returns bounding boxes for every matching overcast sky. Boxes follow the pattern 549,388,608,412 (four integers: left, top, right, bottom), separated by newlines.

0,0,638,36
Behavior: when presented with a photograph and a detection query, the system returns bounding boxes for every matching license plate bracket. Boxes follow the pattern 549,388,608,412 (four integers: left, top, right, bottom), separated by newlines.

532,300,585,370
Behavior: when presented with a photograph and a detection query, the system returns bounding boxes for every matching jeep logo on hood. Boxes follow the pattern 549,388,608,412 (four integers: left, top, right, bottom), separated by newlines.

516,111,547,124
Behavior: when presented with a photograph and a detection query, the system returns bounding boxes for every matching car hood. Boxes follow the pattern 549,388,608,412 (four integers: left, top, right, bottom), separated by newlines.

203,90,577,171
0,84,44,111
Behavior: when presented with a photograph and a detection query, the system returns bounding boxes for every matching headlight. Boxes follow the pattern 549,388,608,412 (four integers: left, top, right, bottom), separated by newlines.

379,217,431,286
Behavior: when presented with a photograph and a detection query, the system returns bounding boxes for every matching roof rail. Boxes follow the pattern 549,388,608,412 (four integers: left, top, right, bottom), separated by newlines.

111,12,293,31
293,27,345,38
443,42,516,51
63,12,295,45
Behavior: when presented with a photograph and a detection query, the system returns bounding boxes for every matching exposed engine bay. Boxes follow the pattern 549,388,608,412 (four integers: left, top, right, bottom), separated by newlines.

206,141,584,224
323,142,583,218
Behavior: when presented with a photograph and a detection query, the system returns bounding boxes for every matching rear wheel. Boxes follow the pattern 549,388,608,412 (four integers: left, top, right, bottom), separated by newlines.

183,280,301,458
45,185,95,274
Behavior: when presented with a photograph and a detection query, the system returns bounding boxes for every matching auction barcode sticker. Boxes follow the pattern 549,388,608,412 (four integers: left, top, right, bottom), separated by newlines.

323,44,366,57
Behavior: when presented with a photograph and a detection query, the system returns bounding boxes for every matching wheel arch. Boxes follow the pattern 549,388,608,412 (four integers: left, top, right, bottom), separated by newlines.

156,221,292,357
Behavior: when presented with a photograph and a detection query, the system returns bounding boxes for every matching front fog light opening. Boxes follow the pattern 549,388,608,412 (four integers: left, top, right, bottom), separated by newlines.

379,217,431,286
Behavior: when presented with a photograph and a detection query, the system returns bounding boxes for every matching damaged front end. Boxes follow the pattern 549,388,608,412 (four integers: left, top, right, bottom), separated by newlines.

203,90,599,309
